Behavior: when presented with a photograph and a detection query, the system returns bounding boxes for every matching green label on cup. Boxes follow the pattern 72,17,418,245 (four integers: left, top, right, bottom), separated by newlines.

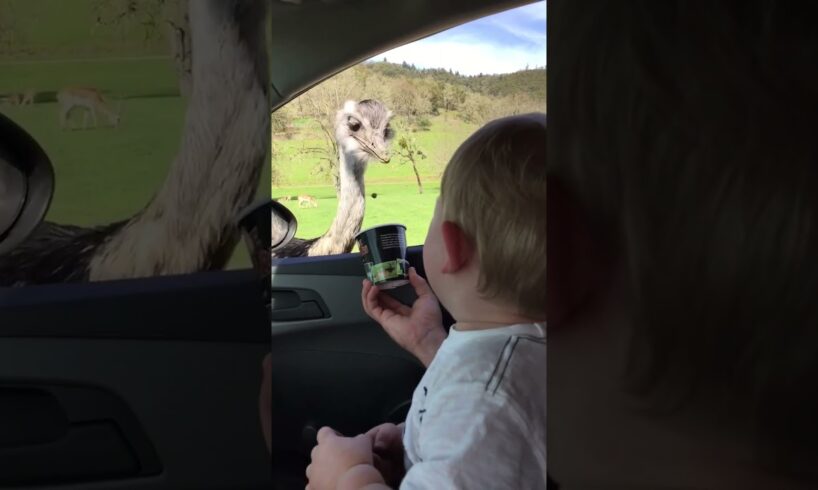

367,259,408,283
356,224,409,289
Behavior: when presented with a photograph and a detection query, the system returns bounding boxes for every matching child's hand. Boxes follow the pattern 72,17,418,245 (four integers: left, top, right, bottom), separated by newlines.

362,267,446,367
366,423,406,487
306,427,375,490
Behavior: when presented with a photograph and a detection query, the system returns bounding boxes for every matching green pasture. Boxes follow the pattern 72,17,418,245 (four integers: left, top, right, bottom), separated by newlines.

0,0,167,61
273,183,441,248
2,57,270,269
2,43,477,269
272,114,478,247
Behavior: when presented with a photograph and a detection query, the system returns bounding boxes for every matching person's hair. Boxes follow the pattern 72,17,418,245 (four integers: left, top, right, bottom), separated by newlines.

440,113,547,318
550,0,818,476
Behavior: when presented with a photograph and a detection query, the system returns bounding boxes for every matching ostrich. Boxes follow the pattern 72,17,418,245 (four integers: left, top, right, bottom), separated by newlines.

0,0,271,286
273,99,394,257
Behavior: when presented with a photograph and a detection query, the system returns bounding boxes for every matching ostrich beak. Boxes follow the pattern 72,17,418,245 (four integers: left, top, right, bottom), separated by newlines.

373,151,391,164
353,135,391,163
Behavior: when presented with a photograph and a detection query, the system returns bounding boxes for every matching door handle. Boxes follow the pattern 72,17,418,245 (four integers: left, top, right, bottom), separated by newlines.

270,289,328,322
0,384,160,486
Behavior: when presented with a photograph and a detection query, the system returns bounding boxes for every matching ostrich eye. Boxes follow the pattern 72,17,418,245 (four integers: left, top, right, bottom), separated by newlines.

384,125,394,138
348,118,361,132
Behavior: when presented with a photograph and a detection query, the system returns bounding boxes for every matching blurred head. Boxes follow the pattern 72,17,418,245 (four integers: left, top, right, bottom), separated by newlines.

335,99,394,165
423,113,547,320
548,0,818,484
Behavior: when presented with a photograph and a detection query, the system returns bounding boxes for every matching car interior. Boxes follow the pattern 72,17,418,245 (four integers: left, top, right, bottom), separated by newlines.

268,0,537,488
0,0,540,489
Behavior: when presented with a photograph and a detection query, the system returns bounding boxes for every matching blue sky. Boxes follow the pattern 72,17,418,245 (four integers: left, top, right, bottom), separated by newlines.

369,2,546,76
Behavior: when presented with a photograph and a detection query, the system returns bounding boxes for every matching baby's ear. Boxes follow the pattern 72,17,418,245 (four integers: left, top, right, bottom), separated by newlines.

440,221,474,274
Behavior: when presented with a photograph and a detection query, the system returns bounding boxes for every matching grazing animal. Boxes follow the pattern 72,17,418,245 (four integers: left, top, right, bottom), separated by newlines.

0,0,271,286
298,194,318,208
274,99,394,257
57,87,122,130
1,92,29,106
20,89,36,105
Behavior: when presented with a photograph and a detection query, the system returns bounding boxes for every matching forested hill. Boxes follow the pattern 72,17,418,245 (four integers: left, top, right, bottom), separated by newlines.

365,61,546,100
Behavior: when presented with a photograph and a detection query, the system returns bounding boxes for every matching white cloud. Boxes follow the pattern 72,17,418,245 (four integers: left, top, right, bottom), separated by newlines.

368,2,546,75
487,16,546,46
371,39,546,75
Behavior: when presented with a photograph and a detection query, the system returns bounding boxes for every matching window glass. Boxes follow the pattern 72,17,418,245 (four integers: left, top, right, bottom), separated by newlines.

0,0,270,286
271,2,546,256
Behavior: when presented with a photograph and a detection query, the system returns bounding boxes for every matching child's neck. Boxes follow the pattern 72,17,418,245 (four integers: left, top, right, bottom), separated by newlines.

452,305,541,332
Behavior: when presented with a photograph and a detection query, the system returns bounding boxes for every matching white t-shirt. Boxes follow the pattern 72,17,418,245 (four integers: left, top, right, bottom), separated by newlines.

400,322,548,490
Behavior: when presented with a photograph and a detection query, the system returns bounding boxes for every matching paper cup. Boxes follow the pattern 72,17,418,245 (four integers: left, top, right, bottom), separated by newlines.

355,224,409,289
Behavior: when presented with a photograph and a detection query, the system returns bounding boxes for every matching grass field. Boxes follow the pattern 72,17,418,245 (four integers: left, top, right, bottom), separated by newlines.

0,0,167,61
272,115,478,247
2,56,270,269
3,0,479,267
2,2,272,268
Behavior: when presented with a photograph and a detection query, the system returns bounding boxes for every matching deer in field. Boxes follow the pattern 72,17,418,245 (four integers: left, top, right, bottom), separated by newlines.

1,90,35,106
0,95,16,106
20,89,36,105
298,195,318,208
57,87,122,130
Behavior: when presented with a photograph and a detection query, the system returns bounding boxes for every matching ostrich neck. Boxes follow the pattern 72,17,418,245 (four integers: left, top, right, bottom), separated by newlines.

309,150,366,256
89,2,270,280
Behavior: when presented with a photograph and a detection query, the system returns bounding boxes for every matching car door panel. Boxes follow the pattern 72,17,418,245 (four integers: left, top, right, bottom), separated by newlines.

269,246,451,488
0,270,272,490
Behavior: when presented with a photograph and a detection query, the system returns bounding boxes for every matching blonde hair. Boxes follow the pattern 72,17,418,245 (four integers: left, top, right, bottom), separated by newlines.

440,113,547,318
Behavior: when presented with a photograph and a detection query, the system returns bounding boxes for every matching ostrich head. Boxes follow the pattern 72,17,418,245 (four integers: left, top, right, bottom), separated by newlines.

335,99,394,168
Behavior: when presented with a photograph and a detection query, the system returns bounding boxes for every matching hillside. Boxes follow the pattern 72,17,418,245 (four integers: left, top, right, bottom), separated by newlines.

364,61,546,100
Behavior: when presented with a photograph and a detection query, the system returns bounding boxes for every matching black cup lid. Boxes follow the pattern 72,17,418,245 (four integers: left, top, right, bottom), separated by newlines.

355,223,407,239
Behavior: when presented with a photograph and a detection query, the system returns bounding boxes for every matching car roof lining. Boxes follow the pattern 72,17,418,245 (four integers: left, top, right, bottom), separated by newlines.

269,0,540,109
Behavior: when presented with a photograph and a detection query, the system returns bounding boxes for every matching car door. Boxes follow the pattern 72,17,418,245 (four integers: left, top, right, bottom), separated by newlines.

266,0,541,487
269,247,456,486
1,1,274,487
0,271,272,490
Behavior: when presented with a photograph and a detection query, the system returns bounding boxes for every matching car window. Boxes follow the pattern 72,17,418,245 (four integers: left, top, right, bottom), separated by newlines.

0,0,270,287
271,2,546,257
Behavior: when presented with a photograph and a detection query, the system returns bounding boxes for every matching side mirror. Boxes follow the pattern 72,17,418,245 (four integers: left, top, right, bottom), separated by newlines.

237,199,297,308
270,199,297,252
236,198,297,276
0,112,55,256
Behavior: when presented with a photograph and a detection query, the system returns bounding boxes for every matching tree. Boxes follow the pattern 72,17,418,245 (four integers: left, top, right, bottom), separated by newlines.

459,92,495,124
271,105,294,135
390,79,431,123
447,84,467,110
428,81,445,114
91,0,191,97
165,0,192,98
0,3,23,55
395,129,427,194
